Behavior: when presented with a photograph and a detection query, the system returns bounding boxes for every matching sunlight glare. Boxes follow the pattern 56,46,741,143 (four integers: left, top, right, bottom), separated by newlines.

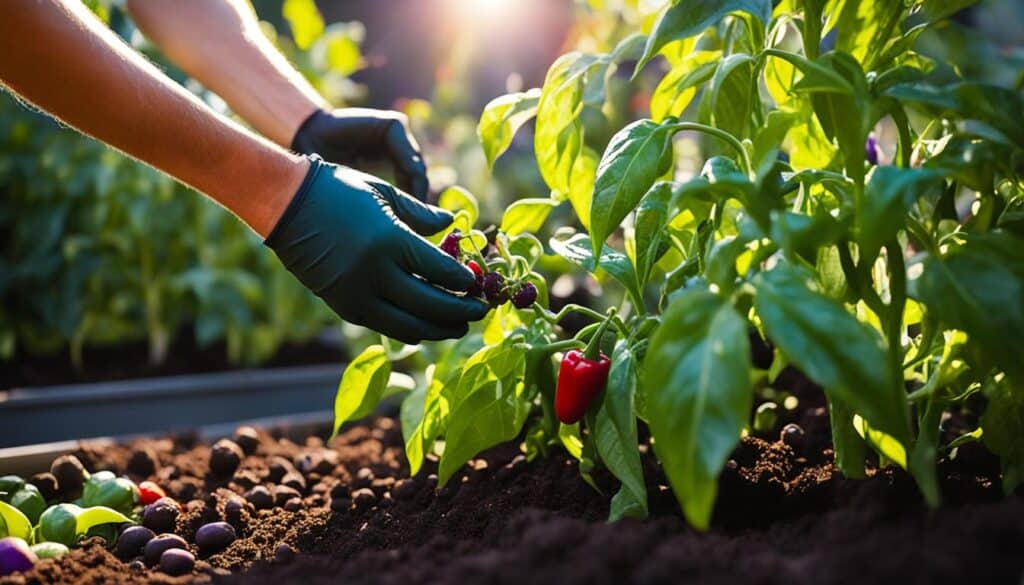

450,0,516,25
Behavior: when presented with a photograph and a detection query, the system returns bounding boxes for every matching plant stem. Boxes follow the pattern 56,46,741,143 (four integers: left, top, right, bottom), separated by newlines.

670,122,753,177
584,308,617,361
885,240,908,378
534,304,631,337
539,339,585,354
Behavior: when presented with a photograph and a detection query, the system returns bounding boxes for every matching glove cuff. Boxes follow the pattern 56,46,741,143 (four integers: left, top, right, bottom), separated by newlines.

264,155,327,248
290,109,329,154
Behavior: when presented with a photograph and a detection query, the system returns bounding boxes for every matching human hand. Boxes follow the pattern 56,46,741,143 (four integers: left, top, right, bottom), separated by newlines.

291,108,429,201
265,157,487,343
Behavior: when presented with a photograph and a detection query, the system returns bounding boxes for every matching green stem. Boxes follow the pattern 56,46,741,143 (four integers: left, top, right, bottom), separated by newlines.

907,367,943,402
534,304,631,338
838,241,886,318
890,105,913,169
885,240,907,378
537,339,585,354
669,122,753,177
584,308,617,361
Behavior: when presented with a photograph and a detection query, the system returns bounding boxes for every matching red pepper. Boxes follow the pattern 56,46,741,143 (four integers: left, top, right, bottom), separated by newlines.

555,312,615,424
138,481,166,506
554,349,610,424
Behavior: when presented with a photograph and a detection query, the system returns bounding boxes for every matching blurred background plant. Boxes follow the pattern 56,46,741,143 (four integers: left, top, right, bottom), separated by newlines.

1,0,1021,382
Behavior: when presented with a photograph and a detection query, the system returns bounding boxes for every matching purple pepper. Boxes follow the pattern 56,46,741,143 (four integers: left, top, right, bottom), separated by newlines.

482,272,508,305
865,134,880,165
511,282,538,309
440,230,462,258
0,537,37,576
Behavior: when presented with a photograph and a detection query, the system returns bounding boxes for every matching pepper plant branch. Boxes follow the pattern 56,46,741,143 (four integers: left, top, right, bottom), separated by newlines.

583,308,617,361
669,122,753,177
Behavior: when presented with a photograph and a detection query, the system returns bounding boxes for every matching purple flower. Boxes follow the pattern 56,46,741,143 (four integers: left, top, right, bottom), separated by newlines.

866,134,880,166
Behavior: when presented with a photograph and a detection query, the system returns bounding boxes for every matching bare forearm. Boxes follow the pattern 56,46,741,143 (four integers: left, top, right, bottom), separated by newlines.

126,0,328,146
0,0,305,237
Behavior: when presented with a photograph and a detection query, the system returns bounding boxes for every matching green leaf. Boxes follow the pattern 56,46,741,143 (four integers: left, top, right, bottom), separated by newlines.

786,106,839,172
909,232,1024,384
651,51,720,122
755,261,911,443
500,198,559,236
549,232,644,308
767,50,854,95
980,376,1024,494
857,167,944,260
826,396,868,478
508,233,544,269
437,186,479,229
559,422,584,460
920,0,980,22
833,0,907,70
405,378,448,476
478,89,542,168
400,383,427,446
437,381,529,486
645,290,752,530
708,54,756,139
770,209,841,262
438,342,528,485
594,341,647,521
636,0,772,75
331,345,391,437
853,414,907,468
590,119,678,258
535,53,605,195
886,82,1024,150
0,500,32,541
633,181,714,287
75,506,132,536
282,0,325,50
808,52,869,186
557,147,600,231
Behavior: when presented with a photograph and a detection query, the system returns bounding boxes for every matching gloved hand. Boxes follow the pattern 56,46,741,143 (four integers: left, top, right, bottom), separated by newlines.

265,157,487,344
291,108,429,201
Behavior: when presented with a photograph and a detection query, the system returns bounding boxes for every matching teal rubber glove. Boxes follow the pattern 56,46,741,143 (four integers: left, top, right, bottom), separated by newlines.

266,157,487,344
291,109,429,201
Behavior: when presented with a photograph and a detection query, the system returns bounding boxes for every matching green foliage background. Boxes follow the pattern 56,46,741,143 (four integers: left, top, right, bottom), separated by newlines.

0,1,365,366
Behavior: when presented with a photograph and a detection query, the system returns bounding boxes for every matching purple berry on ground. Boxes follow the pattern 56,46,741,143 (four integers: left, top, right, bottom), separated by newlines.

0,538,37,576
159,548,195,576
511,282,538,309
865,134,880,165
440,231,462,258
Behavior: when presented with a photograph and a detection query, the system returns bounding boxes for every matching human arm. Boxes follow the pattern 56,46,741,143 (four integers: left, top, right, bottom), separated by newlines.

0,0,302,237
126,0,430,200
0,0,484,342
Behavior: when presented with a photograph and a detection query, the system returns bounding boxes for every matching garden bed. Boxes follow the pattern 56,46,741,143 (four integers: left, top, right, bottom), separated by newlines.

2,384,1021,585
0,336,345,390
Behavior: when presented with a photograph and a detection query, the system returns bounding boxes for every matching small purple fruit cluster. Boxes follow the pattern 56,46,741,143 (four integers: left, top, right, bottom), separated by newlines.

439,230,538,309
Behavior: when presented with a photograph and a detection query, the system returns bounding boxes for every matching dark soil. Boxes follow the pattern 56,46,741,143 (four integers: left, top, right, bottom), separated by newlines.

0,334,346,389
2,386,1021,585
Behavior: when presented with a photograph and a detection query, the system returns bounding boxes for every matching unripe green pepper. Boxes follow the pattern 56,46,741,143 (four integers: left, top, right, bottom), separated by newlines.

81,472,138,515
29,542,69,559
38,504,83,547
0,476,24,498
6,485,45,525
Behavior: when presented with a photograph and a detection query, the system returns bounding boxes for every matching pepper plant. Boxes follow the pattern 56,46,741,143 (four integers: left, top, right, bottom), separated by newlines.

334,0,1024,529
